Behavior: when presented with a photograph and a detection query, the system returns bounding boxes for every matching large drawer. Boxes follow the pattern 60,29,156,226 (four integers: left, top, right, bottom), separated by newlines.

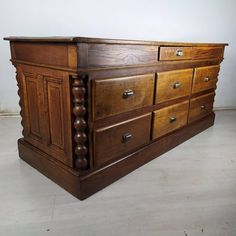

93,113,151,167
192,65,219,93
155,68,193,103
188,93,215,123
152,101,189,140
92,74,155,120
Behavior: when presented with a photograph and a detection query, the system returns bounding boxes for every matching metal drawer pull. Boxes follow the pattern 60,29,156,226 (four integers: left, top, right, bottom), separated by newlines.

201,105,206,110
204,77,210,82
173,81,181,89
123,89,134,98
122,133,133,142
176,48,184,56
169,116,177,123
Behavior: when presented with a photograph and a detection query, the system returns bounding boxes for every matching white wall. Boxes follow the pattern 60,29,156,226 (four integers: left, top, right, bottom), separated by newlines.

0,0,235,113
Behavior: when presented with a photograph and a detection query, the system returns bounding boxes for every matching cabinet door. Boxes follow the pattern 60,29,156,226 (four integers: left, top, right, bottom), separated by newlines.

18,65,73,167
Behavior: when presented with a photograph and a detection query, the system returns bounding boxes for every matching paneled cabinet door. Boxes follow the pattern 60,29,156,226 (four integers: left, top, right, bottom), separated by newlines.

18,65,73,167
19,70,46,143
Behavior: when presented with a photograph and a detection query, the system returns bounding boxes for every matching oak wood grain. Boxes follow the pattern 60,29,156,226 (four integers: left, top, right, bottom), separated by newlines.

192,65,220,93
155,68,193,103
82,44,158,67
10,42,77,69
192,47,224,60
17,64,73,167
159,47,193,61
152,100,189,139
93,113,151,167
92,74,155,120
188,92,215,123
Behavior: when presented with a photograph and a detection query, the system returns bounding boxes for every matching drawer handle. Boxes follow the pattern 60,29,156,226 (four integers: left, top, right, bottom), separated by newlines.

122,133,133,143
201,105,206,110
176,49,184,56
123,89,134,98
169,116,177,123
204,77,210,82
173,82,181,89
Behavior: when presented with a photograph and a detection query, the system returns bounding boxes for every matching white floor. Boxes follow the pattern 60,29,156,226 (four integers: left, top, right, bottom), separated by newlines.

0,111,236,236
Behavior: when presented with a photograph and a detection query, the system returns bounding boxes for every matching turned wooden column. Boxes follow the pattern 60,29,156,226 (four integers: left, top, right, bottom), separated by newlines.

15,69,25,137
71,75,88,170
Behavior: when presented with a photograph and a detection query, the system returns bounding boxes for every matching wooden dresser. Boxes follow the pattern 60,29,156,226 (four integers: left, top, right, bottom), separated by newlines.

4,36,227,199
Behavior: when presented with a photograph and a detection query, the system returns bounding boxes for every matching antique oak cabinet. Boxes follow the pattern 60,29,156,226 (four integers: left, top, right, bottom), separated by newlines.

4,36,227,199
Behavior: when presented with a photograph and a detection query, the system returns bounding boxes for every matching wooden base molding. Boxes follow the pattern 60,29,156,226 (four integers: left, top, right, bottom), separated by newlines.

18,113,215,200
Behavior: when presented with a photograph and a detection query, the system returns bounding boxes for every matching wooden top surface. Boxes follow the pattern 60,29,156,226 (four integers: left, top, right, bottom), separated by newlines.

3,36,228,46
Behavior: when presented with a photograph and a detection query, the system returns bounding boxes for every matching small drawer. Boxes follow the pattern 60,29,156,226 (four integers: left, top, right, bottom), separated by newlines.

155,69,193,103
159,47,192,61
188,93,215,123
93,113,151,167
92,74,155,120
152,101,189,140
192,65,219,93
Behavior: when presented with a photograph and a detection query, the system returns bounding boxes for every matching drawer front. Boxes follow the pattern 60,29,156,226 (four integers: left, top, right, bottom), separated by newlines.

85,44,159,67
159,47,192,61
192,47,224,60
188,93,215,123
93,74,155,120
155,69,193,103
152,101,189,140
94,113,151,167
192,65,219,93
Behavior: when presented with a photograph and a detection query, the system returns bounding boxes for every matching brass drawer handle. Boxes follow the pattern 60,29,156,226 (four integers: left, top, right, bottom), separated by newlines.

169,116,177,123
173,82,181,89
122,133,133,143
123,89,134,98
204,77,210,82
176,49,184,56
201,105,206,110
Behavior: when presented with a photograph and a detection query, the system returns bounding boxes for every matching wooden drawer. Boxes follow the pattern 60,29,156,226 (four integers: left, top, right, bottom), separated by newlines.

188,93,215,123
94,113,151,167
159,47,193,61
152,101,189,140
159,46,224,61
155,69,193,103
192,65,219,93
85,44,159,67
92,74,155,120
